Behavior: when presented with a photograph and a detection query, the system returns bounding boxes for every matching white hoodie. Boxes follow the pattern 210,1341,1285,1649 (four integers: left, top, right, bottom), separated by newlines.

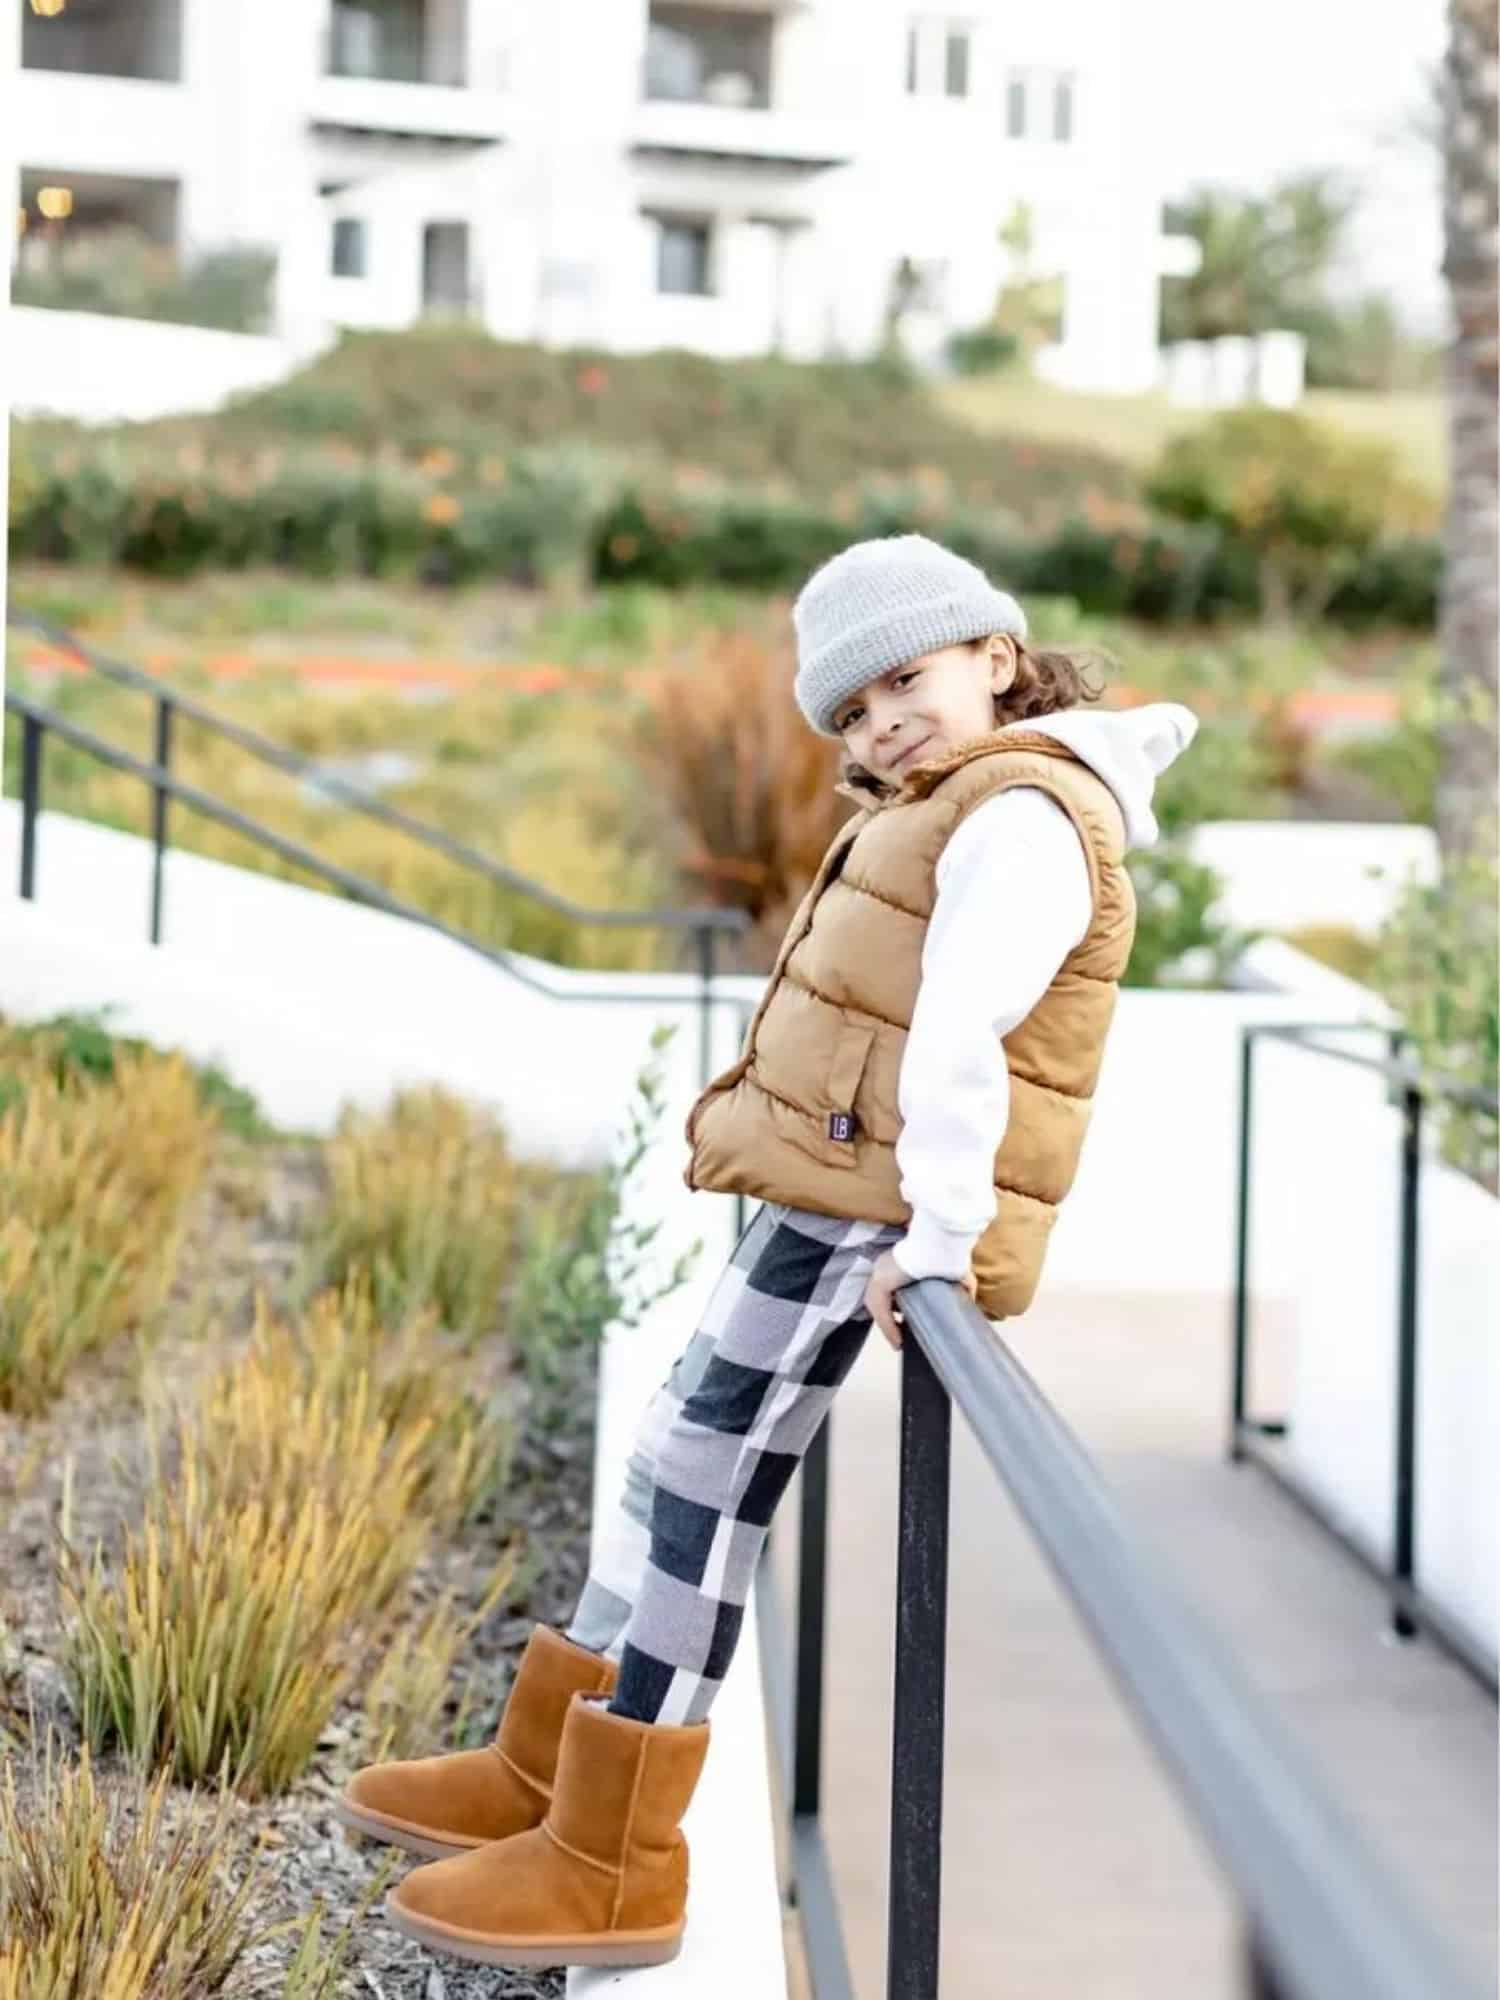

889,701,1200,1285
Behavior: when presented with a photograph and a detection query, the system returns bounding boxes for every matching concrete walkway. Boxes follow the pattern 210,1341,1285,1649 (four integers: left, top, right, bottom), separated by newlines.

769,1284,1497,2000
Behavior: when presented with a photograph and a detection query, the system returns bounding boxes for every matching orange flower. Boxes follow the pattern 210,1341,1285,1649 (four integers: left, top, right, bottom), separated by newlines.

577,364,610,396
424,493,461,525
421,446,457,476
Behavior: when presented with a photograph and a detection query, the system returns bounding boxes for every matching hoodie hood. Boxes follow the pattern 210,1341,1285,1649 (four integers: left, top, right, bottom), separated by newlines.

995,700,1199,848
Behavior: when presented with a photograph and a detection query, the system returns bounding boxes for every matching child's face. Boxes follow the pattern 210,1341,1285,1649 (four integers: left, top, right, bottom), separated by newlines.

830,635,1015,782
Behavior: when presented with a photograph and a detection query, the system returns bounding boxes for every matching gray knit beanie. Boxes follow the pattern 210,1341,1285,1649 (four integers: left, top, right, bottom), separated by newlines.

793,534,1028,737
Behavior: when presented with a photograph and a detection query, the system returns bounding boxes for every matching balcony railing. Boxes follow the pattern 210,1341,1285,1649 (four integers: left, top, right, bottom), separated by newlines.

1231,1020,1498,1692
758,1242,1486,1996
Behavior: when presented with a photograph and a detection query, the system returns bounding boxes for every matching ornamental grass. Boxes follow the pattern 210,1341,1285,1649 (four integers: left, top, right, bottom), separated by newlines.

0,1023,217,1416
58,1282,514,1797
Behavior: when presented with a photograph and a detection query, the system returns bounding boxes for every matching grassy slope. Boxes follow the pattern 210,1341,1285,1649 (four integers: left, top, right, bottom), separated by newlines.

105,329,1136,521
933,375,1446,495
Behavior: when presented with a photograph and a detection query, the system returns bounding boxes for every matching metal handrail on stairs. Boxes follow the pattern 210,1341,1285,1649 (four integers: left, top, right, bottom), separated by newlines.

4,616,751,1088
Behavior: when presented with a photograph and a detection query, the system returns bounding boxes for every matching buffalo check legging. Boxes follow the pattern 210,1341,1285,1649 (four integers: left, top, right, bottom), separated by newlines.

565,1199,904,1725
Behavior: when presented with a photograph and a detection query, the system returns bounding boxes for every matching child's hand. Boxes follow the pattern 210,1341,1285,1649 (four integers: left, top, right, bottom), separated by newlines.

865,1251,978,1351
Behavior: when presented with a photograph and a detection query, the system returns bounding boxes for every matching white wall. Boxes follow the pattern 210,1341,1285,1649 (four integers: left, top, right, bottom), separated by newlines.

8,305,323,424
1187,821,1440,937
0,804,753,1159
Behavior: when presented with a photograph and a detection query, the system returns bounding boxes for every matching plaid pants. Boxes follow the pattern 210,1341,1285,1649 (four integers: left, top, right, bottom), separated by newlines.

565,1200,904,1725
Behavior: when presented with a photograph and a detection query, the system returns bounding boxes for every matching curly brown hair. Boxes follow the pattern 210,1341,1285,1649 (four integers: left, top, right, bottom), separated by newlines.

994,636,1110,724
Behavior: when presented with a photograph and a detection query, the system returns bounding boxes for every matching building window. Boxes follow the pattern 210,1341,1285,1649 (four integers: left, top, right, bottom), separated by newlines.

653,216,712,296
906,17,972,98
331,216,367,279
22,0,183,82
645,5,772,111
1006,68,1077,142
944,26,969,98
1053,71,1075,142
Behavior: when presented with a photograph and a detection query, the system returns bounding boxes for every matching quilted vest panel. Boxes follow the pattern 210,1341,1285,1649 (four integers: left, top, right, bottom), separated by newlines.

683,730,1137,1319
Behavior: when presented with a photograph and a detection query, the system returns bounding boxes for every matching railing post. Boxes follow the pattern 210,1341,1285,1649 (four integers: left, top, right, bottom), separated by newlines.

793,1413,833,1823
1392,1078,1423,1641
887,1334,951,2000
1229,1026,1256,1461
19,711,43,900
695,922,717,1092
149,693,174,946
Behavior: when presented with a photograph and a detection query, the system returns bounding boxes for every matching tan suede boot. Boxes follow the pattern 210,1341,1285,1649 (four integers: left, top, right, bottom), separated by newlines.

335,1626,616,1861
384,1692,710,1969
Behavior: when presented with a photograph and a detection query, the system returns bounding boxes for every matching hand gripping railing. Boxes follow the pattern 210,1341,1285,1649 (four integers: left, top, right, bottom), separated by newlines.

761,1280,1486,2000
5,660,748,1088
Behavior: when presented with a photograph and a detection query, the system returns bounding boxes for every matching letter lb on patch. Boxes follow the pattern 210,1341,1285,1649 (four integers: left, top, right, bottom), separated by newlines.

828,1111,858,1143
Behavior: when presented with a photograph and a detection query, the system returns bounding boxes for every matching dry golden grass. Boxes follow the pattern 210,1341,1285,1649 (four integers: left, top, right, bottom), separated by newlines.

0,1726,386,1999
0,1027,218,1416
303,1086,524,1339
58,1282,514,1797
358,1550,515,1767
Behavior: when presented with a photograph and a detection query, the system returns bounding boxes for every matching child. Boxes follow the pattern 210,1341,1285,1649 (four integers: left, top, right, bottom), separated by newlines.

339,534,1199,1971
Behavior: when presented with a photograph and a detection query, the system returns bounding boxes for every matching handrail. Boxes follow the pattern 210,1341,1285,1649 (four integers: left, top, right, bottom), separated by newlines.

4,686,745,1087
1231,1019,1498,1691
759,1274,1486,1999
1246,1018,1498,1117
890,1284,1484,2000
6,608,747,939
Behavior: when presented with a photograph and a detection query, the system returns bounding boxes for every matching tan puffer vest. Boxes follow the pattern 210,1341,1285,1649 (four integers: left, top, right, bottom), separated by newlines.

683,728,1137,1320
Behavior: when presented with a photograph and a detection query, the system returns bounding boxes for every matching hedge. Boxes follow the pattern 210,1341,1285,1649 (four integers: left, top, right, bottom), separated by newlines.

8,440,1438,627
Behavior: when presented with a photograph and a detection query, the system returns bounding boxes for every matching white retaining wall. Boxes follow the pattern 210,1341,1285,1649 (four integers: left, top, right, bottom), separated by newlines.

8,305,322,425
1187,820,1439,937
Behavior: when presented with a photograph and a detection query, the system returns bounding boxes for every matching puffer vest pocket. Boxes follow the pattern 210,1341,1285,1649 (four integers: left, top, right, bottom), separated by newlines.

818,1018,876,1169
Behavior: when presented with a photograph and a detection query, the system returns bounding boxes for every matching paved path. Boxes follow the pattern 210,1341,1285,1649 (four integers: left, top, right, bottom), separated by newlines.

769,1285,1496,2000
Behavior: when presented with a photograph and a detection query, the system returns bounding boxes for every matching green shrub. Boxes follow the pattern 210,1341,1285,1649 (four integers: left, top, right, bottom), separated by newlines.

1370,834,1498,1192
1123,844,1263,989
507,1024,700,1433
7,425,1439,626
944,326,1021,376
13,226,275,333
1146,408,1437,622
1324,535,1442,629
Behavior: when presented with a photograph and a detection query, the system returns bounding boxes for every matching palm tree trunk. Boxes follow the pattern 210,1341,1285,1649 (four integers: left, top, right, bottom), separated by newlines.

1437,0,1499,862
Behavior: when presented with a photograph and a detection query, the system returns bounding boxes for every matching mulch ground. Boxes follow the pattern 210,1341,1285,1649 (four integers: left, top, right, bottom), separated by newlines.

0,1136,598,2000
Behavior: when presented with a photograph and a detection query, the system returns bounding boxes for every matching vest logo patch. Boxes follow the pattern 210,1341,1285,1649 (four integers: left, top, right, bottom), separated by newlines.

828,1111,858,1143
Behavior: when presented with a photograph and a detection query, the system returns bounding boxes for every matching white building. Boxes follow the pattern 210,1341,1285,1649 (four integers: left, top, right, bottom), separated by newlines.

10,0,1168,390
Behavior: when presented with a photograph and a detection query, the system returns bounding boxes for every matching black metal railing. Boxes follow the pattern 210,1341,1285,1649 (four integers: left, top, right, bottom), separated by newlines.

759,1280,1486,2000
4,627,750,1088
1231,1020,1498,1693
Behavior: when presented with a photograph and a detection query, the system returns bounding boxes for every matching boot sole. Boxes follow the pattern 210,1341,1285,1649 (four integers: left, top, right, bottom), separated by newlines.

335,1795,482,1861
383,1896,684,1968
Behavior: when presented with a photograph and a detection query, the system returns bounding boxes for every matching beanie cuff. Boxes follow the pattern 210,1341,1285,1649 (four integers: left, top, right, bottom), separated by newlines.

796,589,1027,736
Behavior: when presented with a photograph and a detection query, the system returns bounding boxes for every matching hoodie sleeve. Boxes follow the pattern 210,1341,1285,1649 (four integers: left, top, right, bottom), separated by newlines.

889,788,1093,1285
